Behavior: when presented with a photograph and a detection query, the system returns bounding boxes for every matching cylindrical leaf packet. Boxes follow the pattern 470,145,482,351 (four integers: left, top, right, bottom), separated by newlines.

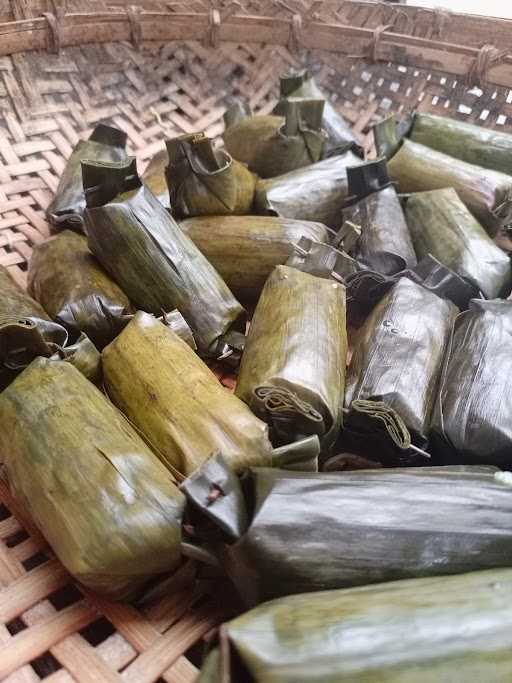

344,277,457,453
102,312,274,478
28,230,133,349
254,151,364,229
405,188,511,299
409,111,512,176
46,124,128,233
336,159,417,275
142,148,170,208
235,265,347,448
165,133,255,218
198,567,512,682
82,157,245,354
375,115,512,236
0,358,184,600
223,98,327,178
184,460,512,608
180,215,331,302
274,68,363,157
431,299,512,467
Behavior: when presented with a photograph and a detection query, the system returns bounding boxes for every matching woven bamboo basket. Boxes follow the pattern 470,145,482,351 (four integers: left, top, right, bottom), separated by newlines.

0,1,512,680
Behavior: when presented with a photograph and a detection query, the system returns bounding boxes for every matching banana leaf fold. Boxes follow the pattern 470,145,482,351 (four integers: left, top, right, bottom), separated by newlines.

254,151,363,229
431,299,512,466
46,124,128,232
0,358,184,599
223,98,327,178
405,187,511,299
82,157,245,354
274,68,363,157
198,568,512,682
235,265,347,448
179,215,331,302
375,115,512,236
166,133,255,218
28,230,133,349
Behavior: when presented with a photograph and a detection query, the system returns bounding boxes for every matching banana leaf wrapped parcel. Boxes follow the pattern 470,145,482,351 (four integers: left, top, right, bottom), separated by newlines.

0,359,184,599
236,265,347,448
254,151,363,229
183,459,512,607
82,157,245,354
103,312,274,478
142,148,169,208
344,277,458,458
431,299,512,466
223,98,327,178
46,124,128,232
28,230,133,349
179,215,331,302
198,568,512,682
375,115,512,236
274,68,363,157
405,188,511,299
166,133,255,218
336,159,417,275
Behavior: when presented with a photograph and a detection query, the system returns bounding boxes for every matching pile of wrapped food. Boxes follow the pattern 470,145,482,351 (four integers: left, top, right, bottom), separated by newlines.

2,69,512,680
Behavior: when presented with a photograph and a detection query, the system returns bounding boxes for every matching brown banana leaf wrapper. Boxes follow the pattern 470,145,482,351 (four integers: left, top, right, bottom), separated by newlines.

254,151,364,230
274,68,363,157
183,458,512,608
337,159,417,275
223,98,327,178
235,265,347,448
166,133,255,218
102,311,274,479
0,358,184,599
375,115,512,236
142,148,170,208
344,277,458,456
431,299,512,467
82,157,245,355
28,230,133,349
198,567,512,682
405,188,511,299
46,124,128,233
179,215,331,302
409,111,512,176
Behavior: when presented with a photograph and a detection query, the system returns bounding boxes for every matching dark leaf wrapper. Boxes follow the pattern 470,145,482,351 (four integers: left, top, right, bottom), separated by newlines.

431,299,512,466
142,148,170,208
46,124,128,232
28,230,133,349
82,157,245,354
235,265,347,448
0,358,184,599
179,215,331,302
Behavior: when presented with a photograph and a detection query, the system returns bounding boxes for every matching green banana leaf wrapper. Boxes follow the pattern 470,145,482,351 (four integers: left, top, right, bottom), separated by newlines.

431,299,512,466
405,187,511,299
166,133,255,218
0,358,184,599
103,311,274,479
82,157,245,355
336,159,417,275
27,230,133,349
179,215,331,302
254,151,364,230
235,265,347,448
375,115,512,236
273,68,363,157
198,567,512,682
46,124,128,233
286,236,360,282
223,98,327,178
183,459,512,608
409,111,512,176
344,277,457,456
142,148,170,208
